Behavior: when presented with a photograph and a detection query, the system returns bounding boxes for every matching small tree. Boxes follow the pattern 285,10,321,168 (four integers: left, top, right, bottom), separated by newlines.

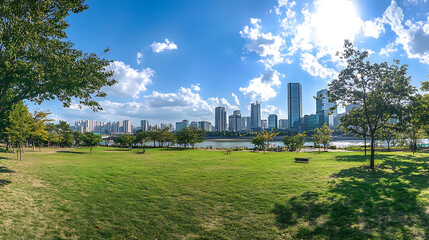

29,110,52,151
294,132,307,152
5,102,32,160
319,123,334,151
251,130,279,152
175,127,205,148
312,129,323,153
329,40,415,168
82,132,101,154
282,135,297,151
379,123,398,152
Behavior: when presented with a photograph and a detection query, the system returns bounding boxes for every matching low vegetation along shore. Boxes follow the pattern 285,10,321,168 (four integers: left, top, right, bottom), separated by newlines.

0,147,428,239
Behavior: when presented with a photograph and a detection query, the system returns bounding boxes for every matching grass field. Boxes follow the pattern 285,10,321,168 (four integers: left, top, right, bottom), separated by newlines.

0,147,428,239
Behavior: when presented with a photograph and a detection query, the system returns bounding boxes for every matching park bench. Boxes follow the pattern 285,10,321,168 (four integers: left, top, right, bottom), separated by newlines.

295,158,309,163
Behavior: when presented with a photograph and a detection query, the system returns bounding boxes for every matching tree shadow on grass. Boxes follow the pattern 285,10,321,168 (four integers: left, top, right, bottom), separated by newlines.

159,148,186,151
55,151,86,154
273,154,429,239
0,179,11,187
0,166,15,173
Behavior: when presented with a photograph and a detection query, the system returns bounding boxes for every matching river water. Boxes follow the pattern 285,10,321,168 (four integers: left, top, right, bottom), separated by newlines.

194,138,429,149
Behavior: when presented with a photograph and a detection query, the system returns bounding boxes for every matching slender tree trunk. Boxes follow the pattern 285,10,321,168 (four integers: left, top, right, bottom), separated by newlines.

387,141,390,152
90,146,93,154
370,134,375,169
364,136,367,155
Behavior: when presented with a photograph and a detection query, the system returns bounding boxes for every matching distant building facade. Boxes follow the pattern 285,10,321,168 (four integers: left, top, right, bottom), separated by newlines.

215,106,227,132
287,83,302,129
268,114,278,130
250,102,261,130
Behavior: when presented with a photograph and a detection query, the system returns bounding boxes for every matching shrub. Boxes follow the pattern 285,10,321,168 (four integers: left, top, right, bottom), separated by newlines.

328,145,337,149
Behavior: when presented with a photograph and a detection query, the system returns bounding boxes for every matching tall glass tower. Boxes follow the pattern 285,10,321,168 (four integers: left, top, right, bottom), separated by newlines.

287,83,302,129
250,101,261,130
316,88,337,127
215,106,227,132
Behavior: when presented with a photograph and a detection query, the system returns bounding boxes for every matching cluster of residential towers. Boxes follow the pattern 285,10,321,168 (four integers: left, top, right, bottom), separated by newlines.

73,83,357,134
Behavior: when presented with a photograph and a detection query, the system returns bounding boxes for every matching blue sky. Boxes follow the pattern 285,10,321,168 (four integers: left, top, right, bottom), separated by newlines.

27,0,429,126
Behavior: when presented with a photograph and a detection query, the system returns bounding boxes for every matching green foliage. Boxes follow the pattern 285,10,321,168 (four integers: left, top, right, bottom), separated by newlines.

0,0,116,114
82,132,101,153
175,127,205,148
251,129,279,152
1,149,427,239
282,132,307,152
328,40,416,168
117,134,136,148
314,123,334,151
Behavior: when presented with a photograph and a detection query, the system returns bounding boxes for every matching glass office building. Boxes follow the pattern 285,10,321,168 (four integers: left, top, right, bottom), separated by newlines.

287,83,302,129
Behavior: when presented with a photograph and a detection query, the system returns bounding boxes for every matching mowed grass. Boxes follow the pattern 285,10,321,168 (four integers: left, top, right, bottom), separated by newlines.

0,147,428,239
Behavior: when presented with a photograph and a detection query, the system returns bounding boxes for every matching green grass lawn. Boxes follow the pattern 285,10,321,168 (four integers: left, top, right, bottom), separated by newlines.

0,147,428,239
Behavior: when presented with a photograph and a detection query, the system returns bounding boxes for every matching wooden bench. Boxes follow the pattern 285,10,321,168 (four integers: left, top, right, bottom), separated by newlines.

295,158,309,163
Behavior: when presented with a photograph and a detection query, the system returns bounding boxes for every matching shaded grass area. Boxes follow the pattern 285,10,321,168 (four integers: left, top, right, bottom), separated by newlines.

0,147,427,239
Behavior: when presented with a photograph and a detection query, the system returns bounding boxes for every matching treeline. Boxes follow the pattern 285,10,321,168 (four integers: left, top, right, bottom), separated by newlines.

116,127,205,148
0,103,207,158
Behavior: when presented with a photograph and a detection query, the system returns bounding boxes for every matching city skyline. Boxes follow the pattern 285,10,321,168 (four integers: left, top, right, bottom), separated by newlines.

26,0,429,125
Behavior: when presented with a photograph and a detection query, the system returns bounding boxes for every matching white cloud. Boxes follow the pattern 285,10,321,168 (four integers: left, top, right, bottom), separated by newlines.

239,67,283,101
362,18,385,38
240,18,286,66
379,42,398,56
103,61,154,98
382,0,429,64
191,83,200,91
151,39,178,53
300,53,337,79
61,86,237,124
231,93,240,105
136,52,143,64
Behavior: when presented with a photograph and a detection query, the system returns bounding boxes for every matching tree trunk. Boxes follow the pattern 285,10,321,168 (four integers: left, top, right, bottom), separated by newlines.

387,141,390,152
90,146,93,154
370,134,375,169
364,136,367,155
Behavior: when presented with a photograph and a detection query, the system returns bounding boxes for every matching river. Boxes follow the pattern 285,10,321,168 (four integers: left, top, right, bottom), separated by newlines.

194,138,429,149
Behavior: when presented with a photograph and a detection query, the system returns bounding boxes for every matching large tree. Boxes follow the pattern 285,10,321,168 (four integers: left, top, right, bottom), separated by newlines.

329,40,416,169
0,0,116,114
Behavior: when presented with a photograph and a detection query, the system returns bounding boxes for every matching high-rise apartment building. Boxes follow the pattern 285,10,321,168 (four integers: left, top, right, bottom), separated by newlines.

268,114,278,130
123,120,132,133
198,121,213,131
250,101,261,130
141,120,150,131
176,120,189,132
316,89,337,127
241,116,251,131
261,119,268,129
279,119,289,129
287,83,302,129
215,106,227,132
228,110,242,132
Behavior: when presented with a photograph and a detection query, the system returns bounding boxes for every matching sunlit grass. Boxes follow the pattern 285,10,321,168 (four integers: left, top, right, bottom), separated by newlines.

0,147,427,239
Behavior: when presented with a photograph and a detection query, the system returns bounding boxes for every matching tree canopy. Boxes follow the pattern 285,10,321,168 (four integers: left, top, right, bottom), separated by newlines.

329,40,416,169
0,0,116,114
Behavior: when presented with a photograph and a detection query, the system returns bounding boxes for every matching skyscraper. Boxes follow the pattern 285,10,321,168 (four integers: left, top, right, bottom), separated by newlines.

250,101,261,130
268,114,278,130
141,120,149,131
123,120,132,133
176,120,189,132
241,116,251,131
279,119,289,129
228,110,242,132
316,89,337,127
287,83,302,129
215,106,227,132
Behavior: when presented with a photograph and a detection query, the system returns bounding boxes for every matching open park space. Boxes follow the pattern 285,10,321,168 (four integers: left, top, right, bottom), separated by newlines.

0,147,427,239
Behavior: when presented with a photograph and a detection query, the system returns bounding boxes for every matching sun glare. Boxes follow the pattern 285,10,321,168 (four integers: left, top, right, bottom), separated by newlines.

312,0,362,49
